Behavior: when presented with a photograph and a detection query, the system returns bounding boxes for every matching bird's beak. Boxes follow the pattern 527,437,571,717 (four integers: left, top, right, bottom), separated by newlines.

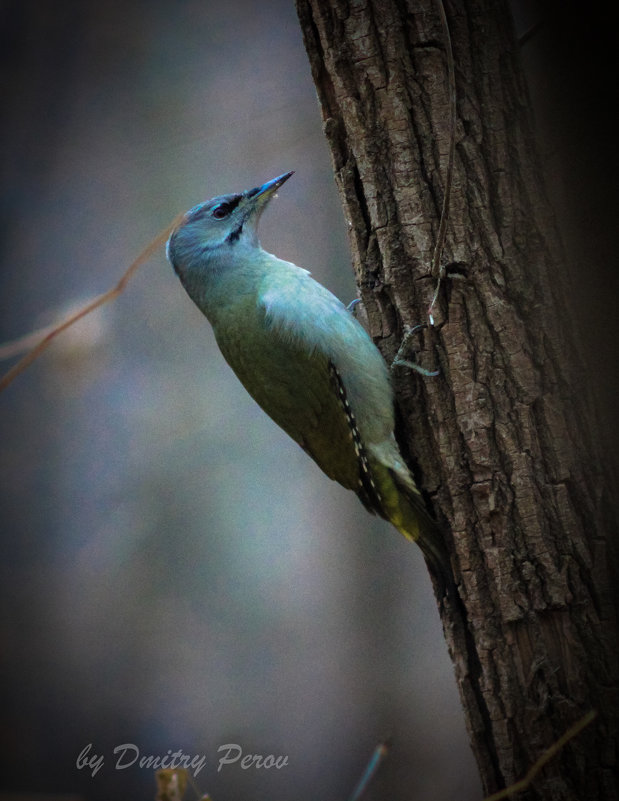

245,171,294,209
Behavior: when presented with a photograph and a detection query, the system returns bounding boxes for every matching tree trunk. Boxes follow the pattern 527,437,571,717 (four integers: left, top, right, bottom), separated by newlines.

295,0,619,798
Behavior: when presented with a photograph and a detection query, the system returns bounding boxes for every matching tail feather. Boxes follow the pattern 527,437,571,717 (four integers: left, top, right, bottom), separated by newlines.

363,455,453,595
390,468,453,593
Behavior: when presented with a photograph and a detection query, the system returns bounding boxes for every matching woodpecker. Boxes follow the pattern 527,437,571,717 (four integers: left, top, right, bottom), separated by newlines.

167,172,448,585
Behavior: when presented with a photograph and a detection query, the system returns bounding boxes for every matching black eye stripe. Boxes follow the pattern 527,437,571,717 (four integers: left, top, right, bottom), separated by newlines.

211,194,242,220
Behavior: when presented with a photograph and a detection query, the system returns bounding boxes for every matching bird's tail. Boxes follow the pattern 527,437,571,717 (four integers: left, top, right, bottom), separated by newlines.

369,456,453,595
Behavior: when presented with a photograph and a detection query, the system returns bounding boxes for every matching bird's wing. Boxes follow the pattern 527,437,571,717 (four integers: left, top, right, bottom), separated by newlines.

212,297,368,496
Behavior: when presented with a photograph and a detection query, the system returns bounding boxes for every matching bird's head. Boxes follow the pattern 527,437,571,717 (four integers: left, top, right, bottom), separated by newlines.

166,171,293,275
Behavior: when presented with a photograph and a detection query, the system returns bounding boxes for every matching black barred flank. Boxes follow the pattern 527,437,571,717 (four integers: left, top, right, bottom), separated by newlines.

328,362,383,513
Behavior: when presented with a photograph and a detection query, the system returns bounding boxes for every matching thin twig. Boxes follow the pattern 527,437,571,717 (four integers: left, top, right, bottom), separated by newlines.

483,710,598,801
347,739,391,801
0,213,184,393
0,321,68,361
518,17,547,48
427,0,457,324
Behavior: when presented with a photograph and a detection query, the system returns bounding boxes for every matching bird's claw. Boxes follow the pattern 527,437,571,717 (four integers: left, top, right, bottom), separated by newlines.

391,324,440,376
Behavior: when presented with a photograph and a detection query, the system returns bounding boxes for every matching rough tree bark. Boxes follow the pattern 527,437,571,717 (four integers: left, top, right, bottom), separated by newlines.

295,1,619,799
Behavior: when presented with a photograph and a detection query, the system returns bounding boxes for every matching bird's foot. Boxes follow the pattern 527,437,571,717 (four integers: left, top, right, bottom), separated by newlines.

391,324,440,376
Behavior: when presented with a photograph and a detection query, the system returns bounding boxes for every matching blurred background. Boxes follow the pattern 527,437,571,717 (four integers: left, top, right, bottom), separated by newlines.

0,2,616,801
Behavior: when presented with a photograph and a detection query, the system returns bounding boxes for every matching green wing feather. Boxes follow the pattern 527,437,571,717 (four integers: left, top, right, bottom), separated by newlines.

213,299,363,493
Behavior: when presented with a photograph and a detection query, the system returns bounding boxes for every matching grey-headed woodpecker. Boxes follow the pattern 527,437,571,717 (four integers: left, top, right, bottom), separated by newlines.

167,173,447,583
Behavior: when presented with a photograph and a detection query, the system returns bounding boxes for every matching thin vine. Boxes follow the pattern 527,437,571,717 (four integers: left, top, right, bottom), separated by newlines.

427,0,457,325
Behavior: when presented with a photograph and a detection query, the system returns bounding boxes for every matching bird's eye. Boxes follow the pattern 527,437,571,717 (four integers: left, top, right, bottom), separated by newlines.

212,204,229,220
